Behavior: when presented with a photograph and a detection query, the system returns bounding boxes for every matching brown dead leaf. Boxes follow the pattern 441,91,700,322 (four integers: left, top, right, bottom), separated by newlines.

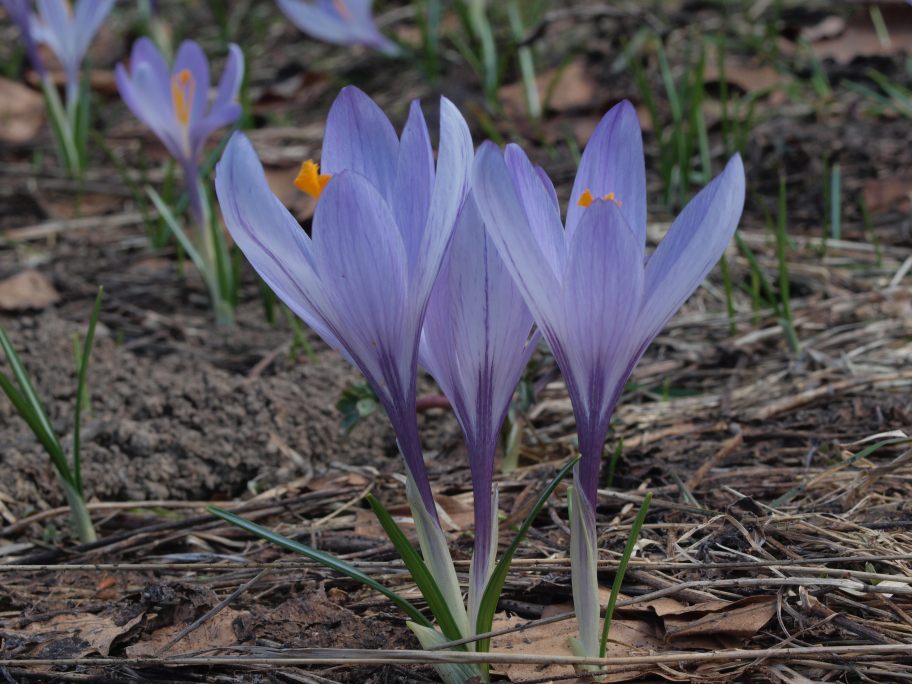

490,611,662,683
500,60,596,118
2,610,143,658
704,57,784,93
95,576,120,601
662,596,777,648
863,173,912,213
801,15,846,43
620,594,776,648
38,191,122,220
125,608,249,657
305,472,370,491
0,77,45,144
0,269,59,311
801,6,912,64
354,491,473,536
489,593,776,681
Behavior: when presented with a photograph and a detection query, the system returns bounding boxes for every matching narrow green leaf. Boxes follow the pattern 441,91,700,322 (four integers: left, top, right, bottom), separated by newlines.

734,233,779,313
475,456,578,652
0,371,68,474
40,77,79,174
599,492,652,657
147,187,212,290
0,328,70,482
367,495,466,644
208,506,433,628
72,288,104,496
74,71,92,174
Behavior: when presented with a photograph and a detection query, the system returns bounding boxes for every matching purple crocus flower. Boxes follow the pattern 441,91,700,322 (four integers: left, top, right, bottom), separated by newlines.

1,0,46,76
216,88,473,636
30,0,116,106
216,86,471,525
472,100,745,655
419,193,538,629
276,0,400,55
116,38,244,219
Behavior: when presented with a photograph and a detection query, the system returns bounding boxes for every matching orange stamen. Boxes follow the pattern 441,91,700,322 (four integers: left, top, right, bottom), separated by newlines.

295,160,332,199
171,69,195,127
577,188,623,208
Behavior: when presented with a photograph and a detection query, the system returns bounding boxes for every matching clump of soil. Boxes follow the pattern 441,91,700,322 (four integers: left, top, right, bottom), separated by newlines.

0,308,399,517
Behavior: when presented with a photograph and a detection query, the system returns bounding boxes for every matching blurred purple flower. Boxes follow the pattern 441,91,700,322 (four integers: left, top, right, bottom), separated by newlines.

276,0,399,55
117,38,243,217
215,86,472,522
419,192,538,628
472,100,745,654
1,0,46,76
30,0,116,105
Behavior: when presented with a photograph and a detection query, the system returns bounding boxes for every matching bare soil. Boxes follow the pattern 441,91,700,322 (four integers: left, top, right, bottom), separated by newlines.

1,1,911,682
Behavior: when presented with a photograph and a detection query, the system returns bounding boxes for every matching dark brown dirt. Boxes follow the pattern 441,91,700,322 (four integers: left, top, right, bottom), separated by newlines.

0,293,398,517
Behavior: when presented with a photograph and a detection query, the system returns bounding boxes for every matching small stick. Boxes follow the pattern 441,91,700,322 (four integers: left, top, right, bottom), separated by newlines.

4,643,912,668
156,568,271,656
687,430,744,491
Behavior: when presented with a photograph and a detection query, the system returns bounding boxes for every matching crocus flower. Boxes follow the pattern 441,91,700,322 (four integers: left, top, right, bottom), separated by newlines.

215,86,472,631
116,38,244,220
30,0,116,106
419,192,538,630
1,0,46,76
276,0,400,55
472,100,745,656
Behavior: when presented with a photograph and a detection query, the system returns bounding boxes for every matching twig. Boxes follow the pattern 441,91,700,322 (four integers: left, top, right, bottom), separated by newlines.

156,568,271,656
4,644,912,668
2,211,145,241
687,430,744,491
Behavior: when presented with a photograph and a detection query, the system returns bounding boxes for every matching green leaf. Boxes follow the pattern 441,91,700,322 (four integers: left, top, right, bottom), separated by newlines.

39,76,79,175
208,506,433,628
367,495,466,644
599,492,652,657
147,186,213,291
207,182,237,312
74,71,92,173
0,327,70,482
0,371,67,473
475,456,578,652
72,288,104,496
403,475,470,639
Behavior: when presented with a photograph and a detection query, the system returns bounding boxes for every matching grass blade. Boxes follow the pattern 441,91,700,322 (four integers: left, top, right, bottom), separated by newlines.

775,173,799,353
599,492,652,657
147,186,212,290
0,328,70,482
208,506,433,629
734,232,779,313
367,495,466,643
0,371,68,475
72,288,104,496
